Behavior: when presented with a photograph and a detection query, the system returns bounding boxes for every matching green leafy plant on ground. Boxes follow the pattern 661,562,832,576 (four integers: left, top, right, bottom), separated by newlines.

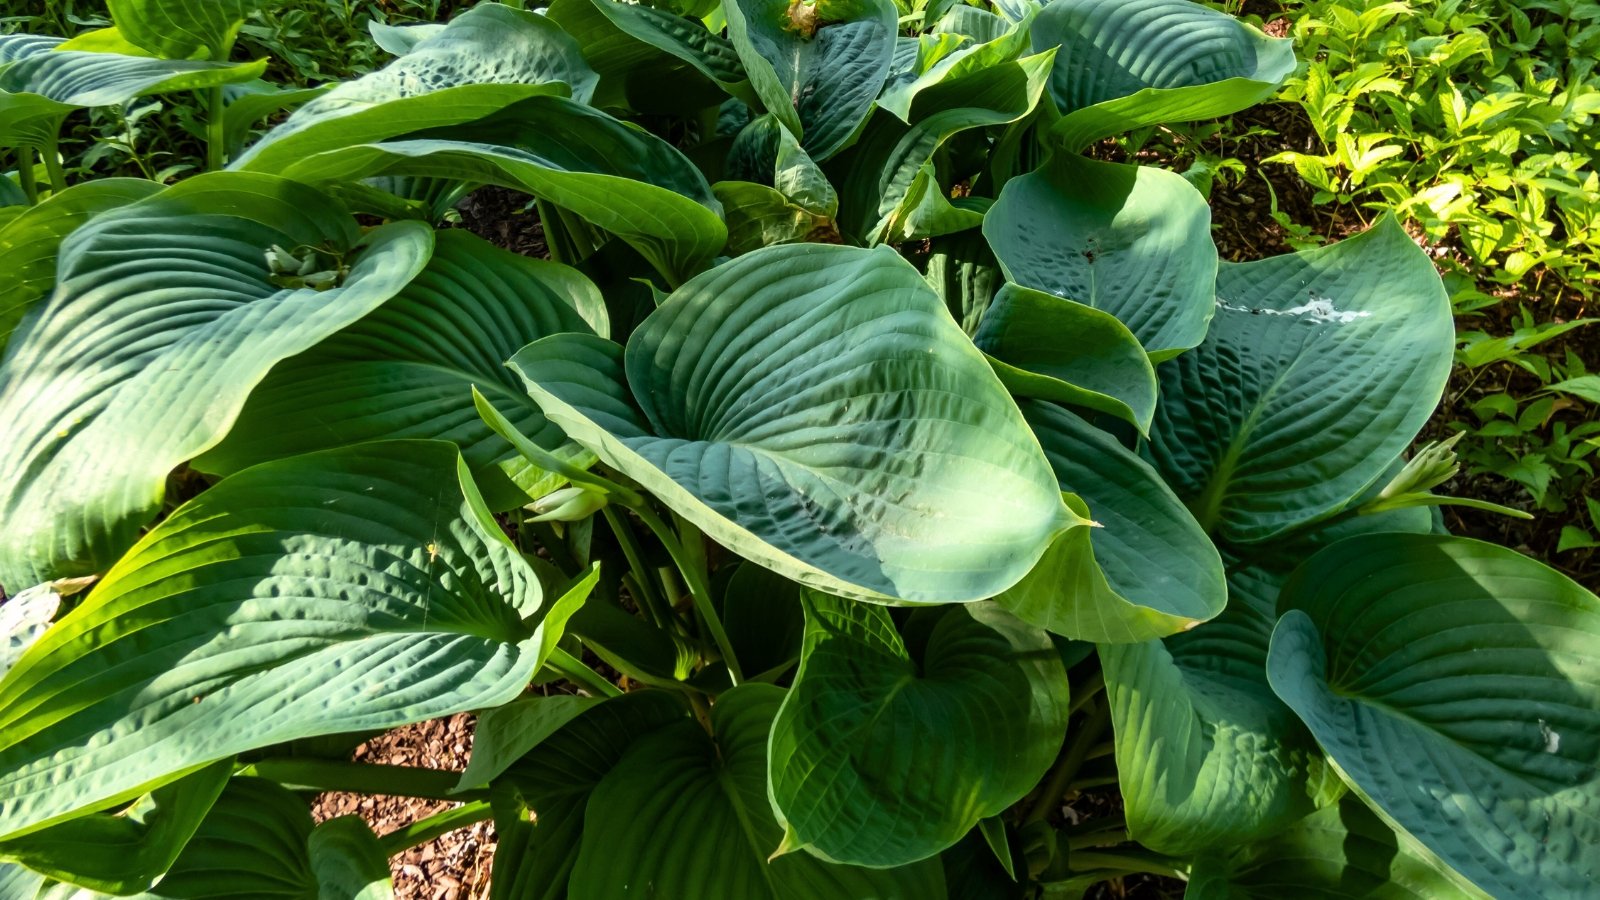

1,1,1597,899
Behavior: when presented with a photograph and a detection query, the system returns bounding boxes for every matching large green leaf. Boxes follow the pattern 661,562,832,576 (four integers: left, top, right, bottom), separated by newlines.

0,440,587,840
877,5,1035,123
196,229,604,511
107,0,258,60
0,177,161,356
1031,0,1295,151
273,96,726,285
769,594,1069,867
833,49,1054,243
547,0,752,112
132,777,394,899
456,694,604,791
1186,797,1484,899
723,0,897,160
1146,217,1454,545
230,4,597,173
0,173,432,588
490,692,690,900
570,683,945,898
508,243,1074,604
0,761,231,895
997,403,1224,643
0,35,265,148
974,284,1157,432
1267,534,1600,899
984,152,1216,360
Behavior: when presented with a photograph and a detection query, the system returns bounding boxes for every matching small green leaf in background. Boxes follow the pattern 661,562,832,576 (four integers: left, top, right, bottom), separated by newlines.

570,684,946,899
509,243,1073,604
1268,533,1600,900
0,440,576,841
984,151,1217,360
769,593,1069,866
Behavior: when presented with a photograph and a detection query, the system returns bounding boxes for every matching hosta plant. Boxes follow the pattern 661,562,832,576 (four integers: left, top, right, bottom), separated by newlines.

0,0,1596,898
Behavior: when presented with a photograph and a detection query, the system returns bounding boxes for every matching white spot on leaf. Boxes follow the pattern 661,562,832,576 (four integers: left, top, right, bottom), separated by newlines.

1540,718,1561,754
1216,295,1373,324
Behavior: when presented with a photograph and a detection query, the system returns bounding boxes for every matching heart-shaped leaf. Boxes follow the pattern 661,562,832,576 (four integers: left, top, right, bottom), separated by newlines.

0,440,587,840
984,152,1217,360
570,683,946,898
1146,216,1455,544
877,5,1035,123
997,402,1224,642
975,284,1158,432
196,229,605,511
0,173,432,587
1032,0,1295,151
508,243,1073,604
273,96,726,285
0,177,161,355
769,593,1069,866
230,4,597,173
1186,797,1484,899
1267,534,1600,899
547,0,752,111
490,692,690,900
724,0,898,160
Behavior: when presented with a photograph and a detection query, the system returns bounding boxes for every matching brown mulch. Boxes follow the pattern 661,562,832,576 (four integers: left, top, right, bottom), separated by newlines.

311,715,495,899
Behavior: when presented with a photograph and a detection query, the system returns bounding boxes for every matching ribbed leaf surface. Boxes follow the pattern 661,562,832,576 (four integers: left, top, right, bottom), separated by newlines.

0,173,432,587
1031,0,1294,150
107,0,258,59
769,595,1069,866
1268,534,1600,899
509,243,1070,604
0,441,576,841
1146,217,1454,544
197,229,604,510
230,4,597,173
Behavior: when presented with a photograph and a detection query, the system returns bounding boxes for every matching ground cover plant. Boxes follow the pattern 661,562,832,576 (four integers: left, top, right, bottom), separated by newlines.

0,0,1597,898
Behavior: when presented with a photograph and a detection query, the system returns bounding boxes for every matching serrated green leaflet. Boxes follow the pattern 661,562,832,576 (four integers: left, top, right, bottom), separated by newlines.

996,402,1224,643
769,593,1069,866
723,0,897,160
974,284,1158,432
0,173,432,587
984,151,1216,360
196,229,605,511
1032,0,1294,151
1147,217,1455,544
0,177,161,355
508,243,1072,604
570,683,946,898
230,5,597,173
1268,534,1600,899
1186,798,1484,899
0,440,586,840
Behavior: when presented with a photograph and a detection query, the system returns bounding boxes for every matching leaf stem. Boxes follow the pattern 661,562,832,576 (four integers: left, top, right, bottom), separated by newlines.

628,504,743,684
602,507,673,630
1067,850,1187,880
1024,699,1111,825
38,132,66,194
548,646,622,698
376,800,493,856
206,85,226,171
239,759,483,801
14,147,38,204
